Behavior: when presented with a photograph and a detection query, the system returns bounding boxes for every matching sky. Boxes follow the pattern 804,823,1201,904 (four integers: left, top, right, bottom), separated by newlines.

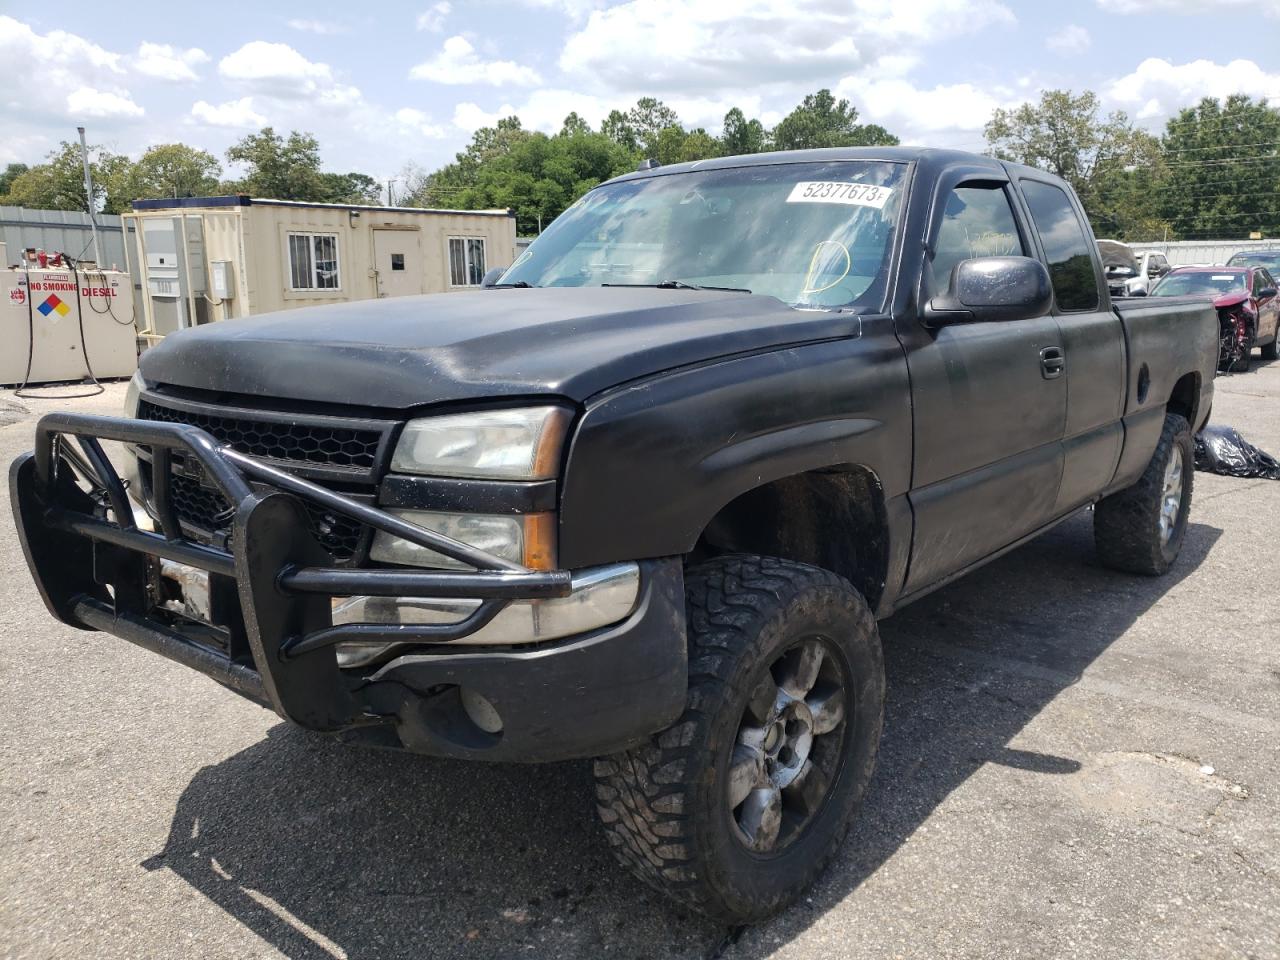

3,0,1279,198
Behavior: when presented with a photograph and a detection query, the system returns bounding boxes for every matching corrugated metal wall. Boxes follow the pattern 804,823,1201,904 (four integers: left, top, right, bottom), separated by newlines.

1128,238,1280,267
0,206,135,269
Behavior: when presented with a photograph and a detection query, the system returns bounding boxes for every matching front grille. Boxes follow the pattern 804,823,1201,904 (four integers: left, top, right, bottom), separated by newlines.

138,399,384,471
138,395,393,563
164,472,368,559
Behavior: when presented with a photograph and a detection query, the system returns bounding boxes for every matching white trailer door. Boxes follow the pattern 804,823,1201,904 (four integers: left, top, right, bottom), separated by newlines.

372,229,421,298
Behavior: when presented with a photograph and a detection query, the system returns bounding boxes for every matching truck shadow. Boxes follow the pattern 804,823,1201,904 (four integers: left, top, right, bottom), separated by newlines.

144,513,1221,960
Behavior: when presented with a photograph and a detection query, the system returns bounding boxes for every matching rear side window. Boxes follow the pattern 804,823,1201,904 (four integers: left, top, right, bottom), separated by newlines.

1021,180,1099,312
930,184,1025,293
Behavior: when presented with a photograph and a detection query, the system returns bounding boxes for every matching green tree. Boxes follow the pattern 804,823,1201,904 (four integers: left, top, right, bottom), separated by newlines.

600,109,639,151
225,127,326,200
0,163,29,197
121,144,221,200
720,107,768,156
772,90,898,150
1159,95,1280,240
560,112,592,137
1,141,131,213
627,97,681,155
411,117,638,233
317,171,381,204
984,89,1158,228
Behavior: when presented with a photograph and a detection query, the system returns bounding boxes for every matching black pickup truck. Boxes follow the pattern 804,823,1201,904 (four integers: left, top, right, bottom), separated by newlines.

11,147,1218,923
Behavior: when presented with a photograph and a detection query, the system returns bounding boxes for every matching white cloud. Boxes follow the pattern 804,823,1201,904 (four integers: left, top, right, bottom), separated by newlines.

835,75,1019,146
0,15,145,127
559,0,1015,94
395,107,449,138
191,97,266,128
452,100,518,130
1106,58,1280,120
66,86,145,118
410,36,542,86
415,2,452,31
219,41,335,97
132,41,209,81
0,15,122,74
516,0,607,19
1046,25,1090,55
287,18,347,34
1099,0,1280,14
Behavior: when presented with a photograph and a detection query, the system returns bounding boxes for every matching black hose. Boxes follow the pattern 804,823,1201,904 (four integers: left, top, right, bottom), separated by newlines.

82,268,136,326
14,257,105,399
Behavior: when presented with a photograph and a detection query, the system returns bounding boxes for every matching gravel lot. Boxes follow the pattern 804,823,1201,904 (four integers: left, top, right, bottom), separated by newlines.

2,368,1278,960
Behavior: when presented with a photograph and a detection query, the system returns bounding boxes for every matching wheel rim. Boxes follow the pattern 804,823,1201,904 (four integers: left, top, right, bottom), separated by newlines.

727,637,848,854
1159,453,1184,546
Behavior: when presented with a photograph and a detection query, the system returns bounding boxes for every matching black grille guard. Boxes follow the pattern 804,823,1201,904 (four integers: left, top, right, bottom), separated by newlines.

10,412,572,731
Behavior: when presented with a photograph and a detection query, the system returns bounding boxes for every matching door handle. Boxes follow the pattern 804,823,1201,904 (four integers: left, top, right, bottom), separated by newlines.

1040,346,1065,379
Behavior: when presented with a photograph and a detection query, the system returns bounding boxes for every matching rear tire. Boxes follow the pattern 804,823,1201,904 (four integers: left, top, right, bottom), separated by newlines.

1094,413,1193,576
593,555,884,924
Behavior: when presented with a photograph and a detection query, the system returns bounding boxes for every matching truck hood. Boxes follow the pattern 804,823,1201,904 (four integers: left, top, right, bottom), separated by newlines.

140,287,854,409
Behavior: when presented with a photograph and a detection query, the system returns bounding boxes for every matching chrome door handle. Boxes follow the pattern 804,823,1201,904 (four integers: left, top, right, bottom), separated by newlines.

1040,346,1065,379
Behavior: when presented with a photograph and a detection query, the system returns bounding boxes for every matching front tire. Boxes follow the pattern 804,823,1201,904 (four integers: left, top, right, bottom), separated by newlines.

593,555,884,924
1094,412,1193,576
1262,332,1279,362
1233,322,1256,372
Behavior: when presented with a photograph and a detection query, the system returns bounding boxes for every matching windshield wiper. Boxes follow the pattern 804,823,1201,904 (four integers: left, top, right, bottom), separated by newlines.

489,280,537,288
602,279,752,293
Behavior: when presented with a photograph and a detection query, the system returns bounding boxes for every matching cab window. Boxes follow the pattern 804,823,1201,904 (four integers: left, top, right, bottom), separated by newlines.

1020,180,1099,312
930,184,1025,294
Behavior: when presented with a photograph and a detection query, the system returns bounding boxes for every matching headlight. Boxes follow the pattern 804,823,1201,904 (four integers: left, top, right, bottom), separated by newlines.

391,406,572,480
370,509,555,570
124,370,144,418
331,562,641,665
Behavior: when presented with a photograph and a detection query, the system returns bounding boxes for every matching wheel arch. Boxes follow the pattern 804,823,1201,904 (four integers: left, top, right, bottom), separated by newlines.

1166,371,1202,431
691,465,892,612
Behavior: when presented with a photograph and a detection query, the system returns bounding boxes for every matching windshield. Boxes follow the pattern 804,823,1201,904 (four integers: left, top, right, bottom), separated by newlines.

1227,252,1280,270
498,160,907,311
1151,271,1248,297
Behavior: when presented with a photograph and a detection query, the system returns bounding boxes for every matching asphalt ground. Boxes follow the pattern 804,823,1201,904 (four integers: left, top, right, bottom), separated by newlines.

1,367,1278,960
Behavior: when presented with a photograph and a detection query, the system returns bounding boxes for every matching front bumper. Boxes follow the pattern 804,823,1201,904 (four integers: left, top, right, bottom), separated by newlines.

10,413,688,761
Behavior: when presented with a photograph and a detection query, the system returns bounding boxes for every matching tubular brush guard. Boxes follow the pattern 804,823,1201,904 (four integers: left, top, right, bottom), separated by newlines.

9,412,573,732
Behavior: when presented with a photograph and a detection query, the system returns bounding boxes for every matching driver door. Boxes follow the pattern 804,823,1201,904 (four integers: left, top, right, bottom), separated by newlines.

902,179,1067,594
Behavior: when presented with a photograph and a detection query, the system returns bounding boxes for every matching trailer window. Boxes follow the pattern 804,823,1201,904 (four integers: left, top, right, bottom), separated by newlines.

287,233,341,290
1020,180,1098,312
449,237,486,286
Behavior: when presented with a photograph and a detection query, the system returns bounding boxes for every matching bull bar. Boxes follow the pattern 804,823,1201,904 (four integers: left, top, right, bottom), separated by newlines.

10,412,574,733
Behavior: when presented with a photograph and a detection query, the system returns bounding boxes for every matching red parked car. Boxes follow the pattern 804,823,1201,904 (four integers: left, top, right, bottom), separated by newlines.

1150,265,1280,371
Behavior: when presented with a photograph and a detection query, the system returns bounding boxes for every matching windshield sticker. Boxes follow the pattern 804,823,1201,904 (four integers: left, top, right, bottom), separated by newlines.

786,181,894,209
1211,275,1236,280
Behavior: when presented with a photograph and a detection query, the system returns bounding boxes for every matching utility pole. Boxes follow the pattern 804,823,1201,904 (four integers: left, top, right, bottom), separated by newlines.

387,179,397,206
77,126,101,265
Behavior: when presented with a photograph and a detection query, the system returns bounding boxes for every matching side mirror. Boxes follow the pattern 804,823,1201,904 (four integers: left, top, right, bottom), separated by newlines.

1259,287,1277,300
1129,287,1148,297
925,256,1054,326
480,267,506,288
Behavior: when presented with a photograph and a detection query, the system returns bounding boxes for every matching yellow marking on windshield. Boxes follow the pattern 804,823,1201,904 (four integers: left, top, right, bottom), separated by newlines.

802,240,851,295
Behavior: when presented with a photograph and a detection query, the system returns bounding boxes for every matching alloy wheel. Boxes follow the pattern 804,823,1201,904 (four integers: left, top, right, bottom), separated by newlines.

1159,453,1184,546
727,637,849,853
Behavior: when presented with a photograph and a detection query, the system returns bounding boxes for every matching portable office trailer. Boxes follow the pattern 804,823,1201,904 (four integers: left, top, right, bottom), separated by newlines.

122,197,516,340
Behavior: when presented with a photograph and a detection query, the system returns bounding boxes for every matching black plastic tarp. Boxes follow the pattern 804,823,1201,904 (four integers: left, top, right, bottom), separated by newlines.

1194,426,1280,480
